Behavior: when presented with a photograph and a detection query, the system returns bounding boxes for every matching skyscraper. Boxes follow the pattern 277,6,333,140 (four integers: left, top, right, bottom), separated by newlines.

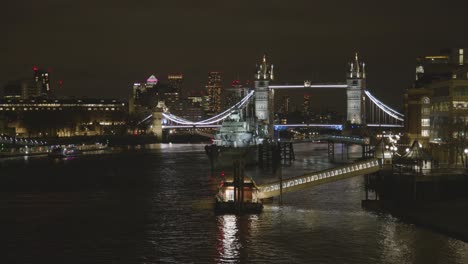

168,74,183,96
280,95,290,114
303,94,311,122
205,71,222,114
33,66,52,98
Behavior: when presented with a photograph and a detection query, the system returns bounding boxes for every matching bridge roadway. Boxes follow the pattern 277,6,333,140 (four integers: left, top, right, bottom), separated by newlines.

284,135,369,145
257,158,380,199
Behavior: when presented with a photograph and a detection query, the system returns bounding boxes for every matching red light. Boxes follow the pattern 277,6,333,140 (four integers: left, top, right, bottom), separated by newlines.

58,80,63,86
220,171,225,177
33,66,38,71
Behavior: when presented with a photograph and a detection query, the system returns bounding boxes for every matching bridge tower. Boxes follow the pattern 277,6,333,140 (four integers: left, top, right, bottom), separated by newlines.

346,53,366,125
254,54,275,137
151,101,167,140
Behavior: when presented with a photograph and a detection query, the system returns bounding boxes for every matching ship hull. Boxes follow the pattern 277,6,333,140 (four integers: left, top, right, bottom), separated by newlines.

206,145,258,169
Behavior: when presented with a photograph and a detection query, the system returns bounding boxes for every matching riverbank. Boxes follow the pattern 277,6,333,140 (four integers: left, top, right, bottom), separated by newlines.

362,170,468,242
363,199,468,243
45,135,159,146
396,199,468,242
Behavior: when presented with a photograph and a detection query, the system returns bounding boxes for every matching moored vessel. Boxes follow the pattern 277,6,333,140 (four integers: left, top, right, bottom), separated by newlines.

214,172,263,214
48,145,81,158
206,110,264,168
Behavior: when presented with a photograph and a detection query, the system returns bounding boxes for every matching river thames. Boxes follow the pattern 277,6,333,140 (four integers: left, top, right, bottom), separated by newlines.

1,143,467,263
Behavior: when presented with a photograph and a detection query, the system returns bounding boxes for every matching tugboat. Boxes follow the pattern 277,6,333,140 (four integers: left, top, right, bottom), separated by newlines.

214,169,263,214
48,145,81,158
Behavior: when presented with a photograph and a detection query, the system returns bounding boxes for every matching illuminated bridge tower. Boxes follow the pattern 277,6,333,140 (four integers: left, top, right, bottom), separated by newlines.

254,54,275,137
151,101,167,140
346,53,366,125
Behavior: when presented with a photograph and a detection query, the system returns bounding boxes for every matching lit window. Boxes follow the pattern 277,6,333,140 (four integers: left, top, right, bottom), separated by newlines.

421,118,430,126
460,48,464,65
421,130,430,137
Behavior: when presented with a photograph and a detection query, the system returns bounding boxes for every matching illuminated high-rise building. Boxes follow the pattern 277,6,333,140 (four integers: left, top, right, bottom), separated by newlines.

205,71,223,114
33,66,52,98
280,95,290,114
2,67,51,99
302,94,311,116
168,74,183,96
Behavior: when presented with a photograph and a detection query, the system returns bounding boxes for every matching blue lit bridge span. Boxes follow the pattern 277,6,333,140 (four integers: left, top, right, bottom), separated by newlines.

141,54,404,131
156,87,403,129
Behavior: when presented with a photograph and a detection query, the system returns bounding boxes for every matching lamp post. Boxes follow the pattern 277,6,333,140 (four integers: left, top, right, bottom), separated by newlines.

464,148,468,168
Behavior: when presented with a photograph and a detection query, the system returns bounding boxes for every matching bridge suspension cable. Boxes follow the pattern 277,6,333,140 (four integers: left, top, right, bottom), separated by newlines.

163,90,255,125
364,90,404,122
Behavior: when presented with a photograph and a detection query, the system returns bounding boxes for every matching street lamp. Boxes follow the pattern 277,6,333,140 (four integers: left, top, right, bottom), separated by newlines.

464,148,468,168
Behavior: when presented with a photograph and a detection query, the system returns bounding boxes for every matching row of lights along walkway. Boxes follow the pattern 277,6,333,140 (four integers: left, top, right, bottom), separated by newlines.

257,159,381,199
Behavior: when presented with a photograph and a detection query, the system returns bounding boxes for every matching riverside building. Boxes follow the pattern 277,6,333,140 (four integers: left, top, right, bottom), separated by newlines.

404,48,468,164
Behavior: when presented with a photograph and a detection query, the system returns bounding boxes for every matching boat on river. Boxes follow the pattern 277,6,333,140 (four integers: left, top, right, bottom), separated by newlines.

214,173,263,214
206,110,264,168
48,145,81,158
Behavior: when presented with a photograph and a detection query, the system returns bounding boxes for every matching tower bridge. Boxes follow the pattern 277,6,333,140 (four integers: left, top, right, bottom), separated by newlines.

143,53,404,138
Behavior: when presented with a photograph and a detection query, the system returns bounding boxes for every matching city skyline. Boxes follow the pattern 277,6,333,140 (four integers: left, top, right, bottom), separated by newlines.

2,1,468,110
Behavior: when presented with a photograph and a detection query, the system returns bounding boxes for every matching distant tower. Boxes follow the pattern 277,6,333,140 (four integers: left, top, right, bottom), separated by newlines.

33,66,52,98
151,101,167,140
254,54,275,137
168,74,183,96
346,53,366,124
205,72,223,115
280,95,290,114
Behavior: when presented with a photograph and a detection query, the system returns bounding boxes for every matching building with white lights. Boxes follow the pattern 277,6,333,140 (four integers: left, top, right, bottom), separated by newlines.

0,98,128,137
405,48,468,164
168,74,183,96
205,72,223,115
2,67,53,100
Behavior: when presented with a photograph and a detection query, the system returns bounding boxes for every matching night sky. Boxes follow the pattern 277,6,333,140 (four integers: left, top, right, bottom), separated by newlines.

2,0,468,112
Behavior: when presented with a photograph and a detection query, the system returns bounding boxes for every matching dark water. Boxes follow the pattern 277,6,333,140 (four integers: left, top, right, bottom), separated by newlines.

1,144,467,263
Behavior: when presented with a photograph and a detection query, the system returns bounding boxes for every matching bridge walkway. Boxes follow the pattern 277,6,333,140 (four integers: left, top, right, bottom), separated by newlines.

257,158,380,199
283,135,369,145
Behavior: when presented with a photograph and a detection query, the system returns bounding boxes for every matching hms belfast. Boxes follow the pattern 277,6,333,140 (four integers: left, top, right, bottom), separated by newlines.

205,55,275,168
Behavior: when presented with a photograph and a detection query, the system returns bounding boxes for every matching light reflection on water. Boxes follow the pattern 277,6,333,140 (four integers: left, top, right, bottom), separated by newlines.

1,143,468,263
217,215,241,262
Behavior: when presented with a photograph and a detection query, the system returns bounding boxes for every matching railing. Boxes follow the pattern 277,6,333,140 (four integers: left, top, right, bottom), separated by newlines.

258,159,380,199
